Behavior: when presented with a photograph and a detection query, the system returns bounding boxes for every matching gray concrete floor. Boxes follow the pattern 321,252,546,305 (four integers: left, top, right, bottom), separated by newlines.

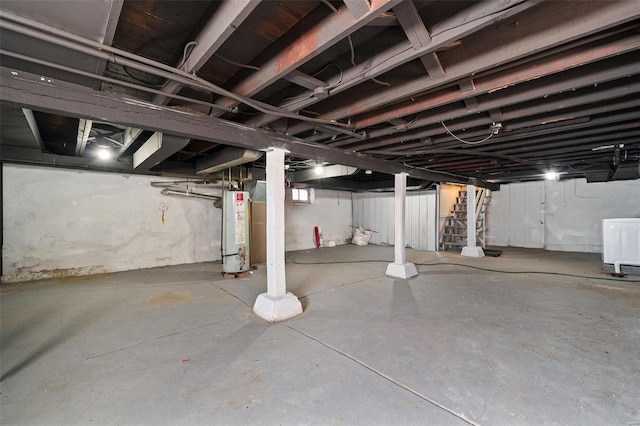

1,246,639,425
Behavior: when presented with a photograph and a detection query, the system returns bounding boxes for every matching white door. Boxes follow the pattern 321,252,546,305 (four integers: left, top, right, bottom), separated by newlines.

508,183,545,248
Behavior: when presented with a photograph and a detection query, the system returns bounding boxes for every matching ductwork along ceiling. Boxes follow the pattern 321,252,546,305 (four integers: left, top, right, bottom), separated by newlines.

1,0,639,190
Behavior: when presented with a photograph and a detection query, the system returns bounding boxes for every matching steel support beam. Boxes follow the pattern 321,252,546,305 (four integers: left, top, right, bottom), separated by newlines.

0,68,496,188
94,0,123,90
281,0,640,136
346,91,640,153
393,1,444,78
293,176,429,192
244,0,536,129
152,0,260,105
342,70,640,152
210,0,403,116
334,53,639,146
396,120,640,162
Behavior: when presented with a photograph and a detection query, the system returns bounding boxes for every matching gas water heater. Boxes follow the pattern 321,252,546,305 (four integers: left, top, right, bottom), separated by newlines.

222,191,251,273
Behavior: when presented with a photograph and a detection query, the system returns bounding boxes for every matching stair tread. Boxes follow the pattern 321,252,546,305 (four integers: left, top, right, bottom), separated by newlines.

442,191,490,248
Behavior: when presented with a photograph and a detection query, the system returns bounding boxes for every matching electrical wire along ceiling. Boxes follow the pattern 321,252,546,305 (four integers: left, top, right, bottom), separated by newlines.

1,0,639,189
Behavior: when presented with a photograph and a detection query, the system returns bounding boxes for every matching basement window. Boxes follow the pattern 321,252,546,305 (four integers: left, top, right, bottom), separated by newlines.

292,188,314,205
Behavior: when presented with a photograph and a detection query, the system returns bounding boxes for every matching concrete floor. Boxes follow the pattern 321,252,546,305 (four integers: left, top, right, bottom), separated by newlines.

1,246,639,425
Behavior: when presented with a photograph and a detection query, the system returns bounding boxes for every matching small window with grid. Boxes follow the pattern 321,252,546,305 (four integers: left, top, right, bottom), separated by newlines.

292,188,312,204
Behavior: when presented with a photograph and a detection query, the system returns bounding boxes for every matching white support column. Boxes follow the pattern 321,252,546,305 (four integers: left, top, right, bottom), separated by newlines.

461,184,485,258
253,148,303,322
386,173,418,279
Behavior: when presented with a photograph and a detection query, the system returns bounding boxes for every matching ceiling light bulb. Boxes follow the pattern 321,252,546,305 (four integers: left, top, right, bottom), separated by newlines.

365,170,373,175
544,172,559,181
314,165,323,175
97,148,112,160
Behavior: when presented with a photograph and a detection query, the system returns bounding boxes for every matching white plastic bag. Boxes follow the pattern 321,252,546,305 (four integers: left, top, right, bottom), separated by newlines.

352,226,373,246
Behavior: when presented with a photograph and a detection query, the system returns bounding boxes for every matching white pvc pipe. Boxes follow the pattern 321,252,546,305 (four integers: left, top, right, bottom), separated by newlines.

614,260,640,275
160,188,220,201
0,48,229,113
0,11,354,130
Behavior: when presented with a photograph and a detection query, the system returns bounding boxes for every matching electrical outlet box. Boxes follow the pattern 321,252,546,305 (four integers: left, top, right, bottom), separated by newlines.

313,86,329,99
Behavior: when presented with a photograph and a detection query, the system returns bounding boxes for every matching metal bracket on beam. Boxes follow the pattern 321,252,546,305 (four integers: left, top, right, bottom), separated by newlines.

488,109,503,123
464,97,479,111
459,80,475,93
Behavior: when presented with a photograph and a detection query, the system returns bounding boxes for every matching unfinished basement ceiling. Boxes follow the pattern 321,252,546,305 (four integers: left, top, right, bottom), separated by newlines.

1,0,639,188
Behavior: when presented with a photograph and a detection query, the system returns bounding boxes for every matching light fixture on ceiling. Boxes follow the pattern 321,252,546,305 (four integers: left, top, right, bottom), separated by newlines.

314,165,323,175
544,172,559,181
365,170,373,175
96,147,112,160
544,171,560,181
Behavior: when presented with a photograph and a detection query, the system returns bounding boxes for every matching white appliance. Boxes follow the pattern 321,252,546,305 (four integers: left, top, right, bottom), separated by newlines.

222,191,251,273
602,218,640,275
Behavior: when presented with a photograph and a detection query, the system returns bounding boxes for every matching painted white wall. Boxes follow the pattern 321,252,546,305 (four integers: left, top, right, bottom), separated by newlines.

486,178,640,252
284,188,352,251
2,164,221,283
352,190,437,251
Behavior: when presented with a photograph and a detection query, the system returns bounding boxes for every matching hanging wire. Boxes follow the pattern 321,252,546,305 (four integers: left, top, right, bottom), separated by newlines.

347,35,391,88
319,0,339,14
440,121,494,145
394,112,423,130
177,41,199,69
0,12,359,130
214,53,262,71
371,77,391,87
313,63,344,89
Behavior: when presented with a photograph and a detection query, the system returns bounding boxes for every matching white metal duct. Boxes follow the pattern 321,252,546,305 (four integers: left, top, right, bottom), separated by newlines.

196,147,263,175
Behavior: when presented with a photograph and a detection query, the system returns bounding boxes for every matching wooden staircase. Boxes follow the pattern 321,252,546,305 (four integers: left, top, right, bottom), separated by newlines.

440,188,491,251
